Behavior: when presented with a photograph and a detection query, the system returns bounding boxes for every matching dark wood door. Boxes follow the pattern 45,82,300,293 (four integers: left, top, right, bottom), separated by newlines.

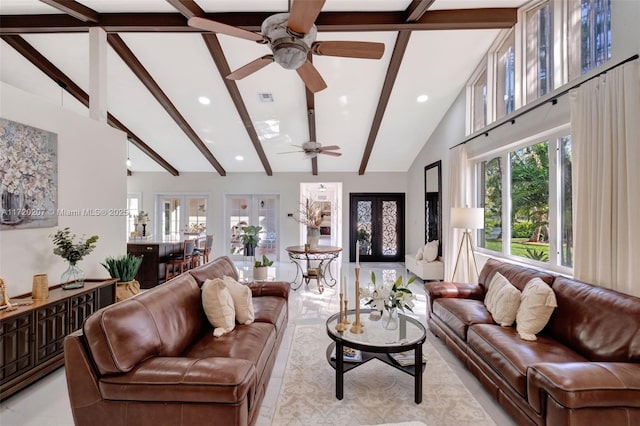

349,193,405,262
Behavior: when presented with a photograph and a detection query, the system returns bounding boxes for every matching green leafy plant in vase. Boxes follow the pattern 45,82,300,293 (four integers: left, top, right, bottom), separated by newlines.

240,225,262,257
50,227,99,289
101,254,143,301
360,271,416,329
253,255,273,281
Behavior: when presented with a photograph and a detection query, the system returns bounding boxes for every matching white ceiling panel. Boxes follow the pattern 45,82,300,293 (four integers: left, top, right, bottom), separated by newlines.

369,29,500,171
0,0,61,14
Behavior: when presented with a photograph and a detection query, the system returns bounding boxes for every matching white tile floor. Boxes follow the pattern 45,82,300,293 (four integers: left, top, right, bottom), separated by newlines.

0,261,516,426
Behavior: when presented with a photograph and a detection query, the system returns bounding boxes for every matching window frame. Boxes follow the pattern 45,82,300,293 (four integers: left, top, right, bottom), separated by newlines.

473,124,573,275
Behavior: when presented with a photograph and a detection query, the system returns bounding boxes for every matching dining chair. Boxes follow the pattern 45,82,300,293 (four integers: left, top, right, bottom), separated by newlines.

166,239,196,279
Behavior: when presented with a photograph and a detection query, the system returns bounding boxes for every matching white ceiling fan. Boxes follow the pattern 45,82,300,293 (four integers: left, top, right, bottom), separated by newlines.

279,141,342,159
188,0,385,93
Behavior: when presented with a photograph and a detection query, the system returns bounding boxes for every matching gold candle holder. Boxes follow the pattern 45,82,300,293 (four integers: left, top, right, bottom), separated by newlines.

342,299,351,325
335,292,346,332
350,267,364,334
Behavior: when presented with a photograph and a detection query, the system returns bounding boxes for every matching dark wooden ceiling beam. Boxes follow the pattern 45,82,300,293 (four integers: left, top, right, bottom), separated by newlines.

165,0,203,20
168,2,273,176
358,30,411,175
107,33,226,176
200,33,273,176
0,9,518,34
305,54,318,176
39,0,99,23
0,34,179,176
405,0,436,22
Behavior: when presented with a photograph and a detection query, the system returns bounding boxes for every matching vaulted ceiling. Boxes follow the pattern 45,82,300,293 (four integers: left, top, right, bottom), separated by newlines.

0,0,527,176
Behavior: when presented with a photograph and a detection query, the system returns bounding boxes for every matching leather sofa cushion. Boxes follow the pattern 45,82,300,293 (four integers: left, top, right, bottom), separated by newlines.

99,357,255,403
468,324,587,398
432,298,493,341
547,276,640,362
253,296,288,333
190,255,239,286
184,322,276,387
478,258,555,293
84,273,205,375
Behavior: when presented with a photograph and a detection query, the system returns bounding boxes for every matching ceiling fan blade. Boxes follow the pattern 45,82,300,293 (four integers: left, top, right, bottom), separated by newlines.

319,151,342,157
319,145,340,151
288,0,326,35
311,41,385,59
296,61,327,93
226,55,274,80
277,150,303,154
188,17,266,43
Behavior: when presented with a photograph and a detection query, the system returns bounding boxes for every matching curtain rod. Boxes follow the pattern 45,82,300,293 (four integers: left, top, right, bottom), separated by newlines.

451,53,639,150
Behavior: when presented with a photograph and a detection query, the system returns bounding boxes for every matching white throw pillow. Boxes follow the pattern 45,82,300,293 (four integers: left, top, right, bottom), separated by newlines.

484,272,509,313
490,281,521,326
202,278,236,337
516,278,557,341
415,247,424,260
423,240,439,262
222,275,255,325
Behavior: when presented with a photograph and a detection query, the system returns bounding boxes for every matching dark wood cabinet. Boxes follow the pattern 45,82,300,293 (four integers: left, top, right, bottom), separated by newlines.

127,242,182,289
0,279,116,400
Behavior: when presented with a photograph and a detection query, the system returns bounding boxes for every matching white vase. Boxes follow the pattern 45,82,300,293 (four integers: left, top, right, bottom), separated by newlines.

382,307,399,330
253,266,268,281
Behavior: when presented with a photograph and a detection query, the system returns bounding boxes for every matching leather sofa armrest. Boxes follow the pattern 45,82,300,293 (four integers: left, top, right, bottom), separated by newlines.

424,281,484,314
528,362,640,413
248,281,289,300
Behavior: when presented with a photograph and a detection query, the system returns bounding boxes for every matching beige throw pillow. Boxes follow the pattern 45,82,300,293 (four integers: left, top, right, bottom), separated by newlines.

423,240,439,262
202,278,236,337
222,275,255,325
484,272,521,326
516,278,557,341
415,247,424,260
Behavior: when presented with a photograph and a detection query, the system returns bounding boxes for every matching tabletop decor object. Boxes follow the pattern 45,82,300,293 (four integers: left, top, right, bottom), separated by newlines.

101,254,143,301
293,197,323,249
361,271,416,330
50,227,98,289
31,274,49,300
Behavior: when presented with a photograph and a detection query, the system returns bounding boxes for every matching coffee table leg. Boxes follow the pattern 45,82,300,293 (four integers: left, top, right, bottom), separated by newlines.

414,344,422,404
336,341,344,400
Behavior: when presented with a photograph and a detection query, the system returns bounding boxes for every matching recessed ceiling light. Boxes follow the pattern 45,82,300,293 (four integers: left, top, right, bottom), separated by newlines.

417,94,429,103
235,155,244,161
198,96,211,105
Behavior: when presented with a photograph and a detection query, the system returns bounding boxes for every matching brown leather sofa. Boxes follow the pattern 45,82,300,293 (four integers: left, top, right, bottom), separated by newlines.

425,258,640,426
64,256,288,426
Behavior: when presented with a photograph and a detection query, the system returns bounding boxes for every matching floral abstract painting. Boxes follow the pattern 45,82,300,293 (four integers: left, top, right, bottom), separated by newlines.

0,118,58,230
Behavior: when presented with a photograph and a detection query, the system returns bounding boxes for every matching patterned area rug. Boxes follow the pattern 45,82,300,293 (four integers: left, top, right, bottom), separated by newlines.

271,325,496,426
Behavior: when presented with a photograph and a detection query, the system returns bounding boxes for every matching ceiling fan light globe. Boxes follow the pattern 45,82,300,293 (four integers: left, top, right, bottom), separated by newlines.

272,43,308,69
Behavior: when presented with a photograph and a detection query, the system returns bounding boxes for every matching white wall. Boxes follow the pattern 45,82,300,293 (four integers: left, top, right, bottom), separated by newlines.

127,171,407,261
0,83,127,297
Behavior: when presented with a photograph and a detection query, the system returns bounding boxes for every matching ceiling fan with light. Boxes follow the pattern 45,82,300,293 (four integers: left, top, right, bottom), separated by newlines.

188,0,385,93
279,142,342,159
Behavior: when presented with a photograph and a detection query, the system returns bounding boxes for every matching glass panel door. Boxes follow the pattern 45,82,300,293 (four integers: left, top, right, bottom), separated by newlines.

350,193,404,262
155,194,209,242
226,195,279,260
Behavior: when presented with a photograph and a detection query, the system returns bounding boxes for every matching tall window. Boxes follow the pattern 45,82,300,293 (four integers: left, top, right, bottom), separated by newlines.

496,31,516,120
525,1,554,103
126,193,141,239
471,67,488,132
479,157,503,253
476,129,573,271
568,0,612,81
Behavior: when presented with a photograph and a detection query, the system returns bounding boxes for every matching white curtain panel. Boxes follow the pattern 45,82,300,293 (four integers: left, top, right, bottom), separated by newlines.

446,144,475,282
570,60,640,297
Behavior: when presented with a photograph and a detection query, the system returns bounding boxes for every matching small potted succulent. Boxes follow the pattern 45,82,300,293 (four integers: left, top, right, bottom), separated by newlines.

253,255,273,281
101,254,144,301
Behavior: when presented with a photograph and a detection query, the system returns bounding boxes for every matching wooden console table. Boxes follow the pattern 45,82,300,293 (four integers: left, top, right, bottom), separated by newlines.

0,278,116,400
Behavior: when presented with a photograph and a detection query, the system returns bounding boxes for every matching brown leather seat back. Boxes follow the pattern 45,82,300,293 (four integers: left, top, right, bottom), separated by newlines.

546,276,640,362
189,255,239,286
478,258,555,293
83,273,205,375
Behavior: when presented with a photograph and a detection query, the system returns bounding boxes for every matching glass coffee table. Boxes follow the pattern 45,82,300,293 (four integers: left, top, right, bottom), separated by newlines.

325,309,427,404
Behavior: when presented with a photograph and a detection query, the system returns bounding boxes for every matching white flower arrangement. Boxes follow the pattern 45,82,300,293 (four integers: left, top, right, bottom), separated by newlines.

360,271,417,313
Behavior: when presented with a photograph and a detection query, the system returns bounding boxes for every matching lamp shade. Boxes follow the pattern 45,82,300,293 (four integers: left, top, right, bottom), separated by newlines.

451,207,484,230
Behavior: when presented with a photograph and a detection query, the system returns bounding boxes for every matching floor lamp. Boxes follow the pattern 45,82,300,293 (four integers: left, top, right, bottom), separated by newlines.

451,207,484,281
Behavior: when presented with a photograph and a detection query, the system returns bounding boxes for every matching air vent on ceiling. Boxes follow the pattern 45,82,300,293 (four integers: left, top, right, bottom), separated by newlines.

258,92,274,102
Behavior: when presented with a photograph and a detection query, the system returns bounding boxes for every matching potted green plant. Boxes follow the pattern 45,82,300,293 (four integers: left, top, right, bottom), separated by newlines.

240,225,262,256
50,227,99,289
101,254,143,302
253,255,273,281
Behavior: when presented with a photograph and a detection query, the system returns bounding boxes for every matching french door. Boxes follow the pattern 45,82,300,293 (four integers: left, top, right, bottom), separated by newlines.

349,193,405,262
225,194,279,261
